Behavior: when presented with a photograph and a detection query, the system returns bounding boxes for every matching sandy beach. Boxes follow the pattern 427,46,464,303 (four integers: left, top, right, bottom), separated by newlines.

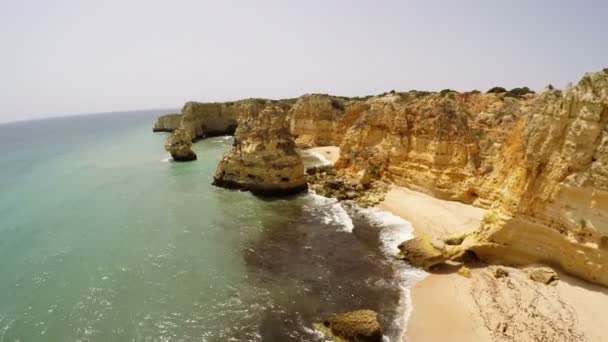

378,186,608,342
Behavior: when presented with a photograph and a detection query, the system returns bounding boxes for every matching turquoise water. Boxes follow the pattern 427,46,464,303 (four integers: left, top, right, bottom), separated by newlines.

0,111,417,341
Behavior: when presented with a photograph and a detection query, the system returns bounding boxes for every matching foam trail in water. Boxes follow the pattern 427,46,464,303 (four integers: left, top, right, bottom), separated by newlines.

307,192,354,232
160,157,172,163
353,206,428,341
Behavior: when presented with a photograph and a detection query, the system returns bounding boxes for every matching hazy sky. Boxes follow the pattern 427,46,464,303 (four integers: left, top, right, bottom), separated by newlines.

0,0,606,123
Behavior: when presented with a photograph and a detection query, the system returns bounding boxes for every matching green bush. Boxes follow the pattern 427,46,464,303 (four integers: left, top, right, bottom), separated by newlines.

440,89,456,95
330,98,345,110
487,87,507,94
505,87,535,98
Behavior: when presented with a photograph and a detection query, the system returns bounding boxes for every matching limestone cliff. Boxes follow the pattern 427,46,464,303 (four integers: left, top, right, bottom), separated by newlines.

212,104,307,195
350,71,608,286
468,71,608,286
155,69,608,287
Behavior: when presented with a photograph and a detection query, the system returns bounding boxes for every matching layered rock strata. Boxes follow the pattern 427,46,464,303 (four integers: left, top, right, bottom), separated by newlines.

212,105,307,195
288,95,364,147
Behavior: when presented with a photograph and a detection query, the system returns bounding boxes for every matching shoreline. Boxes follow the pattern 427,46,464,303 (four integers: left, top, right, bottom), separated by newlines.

377,186,608,342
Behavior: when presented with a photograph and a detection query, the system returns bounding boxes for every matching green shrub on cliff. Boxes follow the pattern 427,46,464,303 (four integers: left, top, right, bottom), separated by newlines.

487,86,507,94
505,87,535,98
330,98,345,110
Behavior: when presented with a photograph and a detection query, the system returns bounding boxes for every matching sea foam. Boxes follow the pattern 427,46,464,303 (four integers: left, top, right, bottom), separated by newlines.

307,151,332,166
307,192,354,232
349,205,427,341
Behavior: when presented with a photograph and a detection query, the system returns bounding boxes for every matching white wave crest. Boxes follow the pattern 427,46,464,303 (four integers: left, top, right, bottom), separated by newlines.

307,151,332,166
307,192,354,233
353,206,428,341
160,157,172,163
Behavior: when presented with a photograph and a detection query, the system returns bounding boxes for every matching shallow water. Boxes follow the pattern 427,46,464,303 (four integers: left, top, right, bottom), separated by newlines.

0,111,422,341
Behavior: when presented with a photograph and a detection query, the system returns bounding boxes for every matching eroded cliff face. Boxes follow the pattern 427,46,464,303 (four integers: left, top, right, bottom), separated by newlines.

153,113,182,132
335,91,531,204
468,71,608,286
212,104,307,195
376,71,608,286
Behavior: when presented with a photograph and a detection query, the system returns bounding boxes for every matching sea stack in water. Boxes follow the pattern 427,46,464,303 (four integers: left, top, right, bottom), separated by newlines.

213,104,307,195
164,124,197,161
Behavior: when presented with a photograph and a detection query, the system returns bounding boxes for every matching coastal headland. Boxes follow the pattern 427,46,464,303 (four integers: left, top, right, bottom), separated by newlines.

154,69,608,341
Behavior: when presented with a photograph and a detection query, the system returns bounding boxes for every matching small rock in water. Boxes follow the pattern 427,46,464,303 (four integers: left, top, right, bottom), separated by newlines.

322,309,383,342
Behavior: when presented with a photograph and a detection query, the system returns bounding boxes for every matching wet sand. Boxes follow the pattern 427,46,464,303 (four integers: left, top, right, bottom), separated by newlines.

378,186,608,342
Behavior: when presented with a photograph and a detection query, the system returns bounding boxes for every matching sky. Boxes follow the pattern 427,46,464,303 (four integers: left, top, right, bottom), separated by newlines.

0,0,606,123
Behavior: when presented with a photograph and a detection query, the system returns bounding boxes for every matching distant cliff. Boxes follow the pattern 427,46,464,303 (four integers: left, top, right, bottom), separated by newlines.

153,113,182,132
154,69,608,287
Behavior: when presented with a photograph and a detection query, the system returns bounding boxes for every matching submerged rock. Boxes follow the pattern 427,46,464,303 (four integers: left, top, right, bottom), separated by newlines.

322,310,383,342
213,105,307,195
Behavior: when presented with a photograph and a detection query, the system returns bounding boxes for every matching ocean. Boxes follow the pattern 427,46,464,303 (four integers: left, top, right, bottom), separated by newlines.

0,110,423,342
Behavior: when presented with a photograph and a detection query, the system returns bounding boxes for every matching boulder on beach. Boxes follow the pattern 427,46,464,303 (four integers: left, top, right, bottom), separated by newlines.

528,267,559,286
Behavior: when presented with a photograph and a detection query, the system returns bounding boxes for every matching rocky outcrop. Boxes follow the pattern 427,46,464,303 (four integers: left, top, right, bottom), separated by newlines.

306,165,387,207
527,267,559,285
212,104,307,195
321,310,383,342
153,113,182,132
